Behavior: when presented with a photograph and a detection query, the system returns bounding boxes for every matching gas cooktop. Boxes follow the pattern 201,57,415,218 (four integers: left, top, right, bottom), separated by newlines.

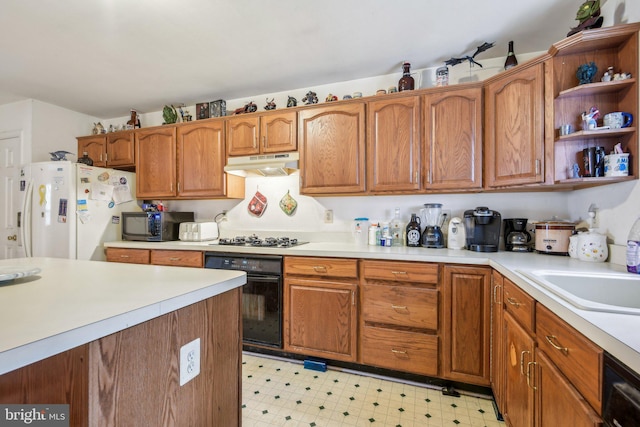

216,235,307,248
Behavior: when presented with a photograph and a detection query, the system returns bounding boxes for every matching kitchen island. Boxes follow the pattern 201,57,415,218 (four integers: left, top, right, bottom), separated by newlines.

0,257,246,426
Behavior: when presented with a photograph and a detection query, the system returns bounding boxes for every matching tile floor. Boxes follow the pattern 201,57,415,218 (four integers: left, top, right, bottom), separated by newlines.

242,353,506,426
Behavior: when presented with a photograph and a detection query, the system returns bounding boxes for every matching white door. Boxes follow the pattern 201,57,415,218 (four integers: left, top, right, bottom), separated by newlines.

0,132,24,259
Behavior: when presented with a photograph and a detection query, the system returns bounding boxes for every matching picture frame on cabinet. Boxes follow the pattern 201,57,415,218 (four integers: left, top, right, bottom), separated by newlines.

196,102,210,119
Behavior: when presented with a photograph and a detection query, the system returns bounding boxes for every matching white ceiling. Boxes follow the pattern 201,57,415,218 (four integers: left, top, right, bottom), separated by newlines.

0,0,581,119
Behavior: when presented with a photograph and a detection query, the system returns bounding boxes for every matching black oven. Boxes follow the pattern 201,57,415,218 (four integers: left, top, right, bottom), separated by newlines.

603,352,640,426
204,252,283,348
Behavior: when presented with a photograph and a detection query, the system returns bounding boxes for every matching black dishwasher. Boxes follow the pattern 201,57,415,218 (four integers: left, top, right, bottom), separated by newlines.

603,352,640,426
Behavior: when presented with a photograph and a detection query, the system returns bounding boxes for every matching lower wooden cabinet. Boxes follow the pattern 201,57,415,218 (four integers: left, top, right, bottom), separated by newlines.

490,270,506,411
283,257,358,362
106,248,203,268
441,265,492,386
360,260,440,376
534,348,602,427
503,311,535,427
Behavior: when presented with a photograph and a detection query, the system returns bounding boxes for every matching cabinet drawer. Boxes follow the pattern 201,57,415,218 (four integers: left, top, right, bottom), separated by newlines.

503,278,535,332
536,304,602,413
106,248,150,264
362,260,438,284
150,250,203,267
362,284,438,330
284,257,358,279
361,326,438,376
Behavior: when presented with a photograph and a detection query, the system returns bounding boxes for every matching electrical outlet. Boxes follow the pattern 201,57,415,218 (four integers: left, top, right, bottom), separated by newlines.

180,338,200,386
324,209,333,223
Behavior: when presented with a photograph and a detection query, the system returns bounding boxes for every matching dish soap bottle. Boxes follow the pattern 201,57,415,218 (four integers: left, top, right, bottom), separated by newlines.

627,216,640,273
390,208,403,246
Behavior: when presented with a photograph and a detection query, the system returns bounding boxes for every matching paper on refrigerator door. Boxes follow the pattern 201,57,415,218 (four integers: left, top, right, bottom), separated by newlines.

90,182,114,202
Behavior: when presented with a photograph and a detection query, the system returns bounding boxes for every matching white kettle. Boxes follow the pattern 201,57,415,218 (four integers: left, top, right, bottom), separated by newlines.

447,217,466,250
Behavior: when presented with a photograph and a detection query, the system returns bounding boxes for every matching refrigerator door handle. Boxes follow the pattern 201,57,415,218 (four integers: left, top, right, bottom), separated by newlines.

21,179,34,257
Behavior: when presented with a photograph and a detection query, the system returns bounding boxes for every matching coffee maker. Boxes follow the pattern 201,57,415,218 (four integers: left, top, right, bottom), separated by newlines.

503,218,532,252
463,207,501,252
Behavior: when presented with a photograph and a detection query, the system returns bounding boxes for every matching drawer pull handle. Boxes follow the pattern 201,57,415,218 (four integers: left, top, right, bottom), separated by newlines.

313,266,327,273
545,335,569,355
526,361,537,390
169,257,180,261
391,304,408,311
120,255,130,258
506,297,521,307
391,271,408,276
391,349,408,357
520,350,530,376
493,284,502,304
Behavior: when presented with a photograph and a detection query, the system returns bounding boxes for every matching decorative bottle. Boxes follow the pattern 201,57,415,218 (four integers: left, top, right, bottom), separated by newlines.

398,62,415,91
77,151,93,166
406,213,421,247
390,208,403,246
504,41,518,70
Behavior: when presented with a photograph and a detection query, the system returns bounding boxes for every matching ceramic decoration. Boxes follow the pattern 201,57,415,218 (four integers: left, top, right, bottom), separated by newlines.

577,62,598,85
286,96,297,107
264,98,276,110
302,91,318,105
576,230,608,262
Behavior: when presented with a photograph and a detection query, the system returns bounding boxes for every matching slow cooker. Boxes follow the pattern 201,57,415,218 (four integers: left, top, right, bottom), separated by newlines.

534,221,575,255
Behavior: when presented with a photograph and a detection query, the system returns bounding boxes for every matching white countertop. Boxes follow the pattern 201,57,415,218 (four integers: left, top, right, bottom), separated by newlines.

0,257,246,375
106,240,640,374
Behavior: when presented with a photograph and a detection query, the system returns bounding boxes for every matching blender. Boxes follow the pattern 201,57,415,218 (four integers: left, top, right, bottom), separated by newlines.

420,203,445,248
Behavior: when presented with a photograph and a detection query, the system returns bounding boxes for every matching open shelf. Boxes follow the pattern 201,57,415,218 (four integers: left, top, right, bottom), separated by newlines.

556,127,635,142
557,79,635,99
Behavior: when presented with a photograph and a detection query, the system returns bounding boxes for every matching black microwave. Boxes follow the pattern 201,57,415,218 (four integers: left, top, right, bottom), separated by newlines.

122,211,194,242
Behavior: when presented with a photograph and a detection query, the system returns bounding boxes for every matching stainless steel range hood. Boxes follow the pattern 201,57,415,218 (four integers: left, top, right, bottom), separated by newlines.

224,152,299,177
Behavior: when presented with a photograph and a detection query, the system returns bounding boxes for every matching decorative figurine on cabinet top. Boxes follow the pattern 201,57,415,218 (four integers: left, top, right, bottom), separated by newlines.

162,105,178,124
568,0,603,37
286,96,297,108
92,122,105,135
444,42,495,68
264,98,276,110
127,109,141,128
49,151,74,161
325,93,338,102
233,101,257,115
302,91,318,105
577,62,598,85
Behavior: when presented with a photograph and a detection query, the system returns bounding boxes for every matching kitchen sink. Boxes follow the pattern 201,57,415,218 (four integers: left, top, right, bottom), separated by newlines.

518,269,640,315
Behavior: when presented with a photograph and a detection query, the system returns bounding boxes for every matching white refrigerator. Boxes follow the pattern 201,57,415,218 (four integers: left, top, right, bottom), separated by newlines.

20,161,140,261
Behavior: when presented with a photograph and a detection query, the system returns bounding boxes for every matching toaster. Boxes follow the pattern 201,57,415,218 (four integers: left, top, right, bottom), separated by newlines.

179,222,219,242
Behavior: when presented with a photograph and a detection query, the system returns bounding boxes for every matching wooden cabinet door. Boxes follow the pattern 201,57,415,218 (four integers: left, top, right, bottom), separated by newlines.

177,121,226,197
441,265,491,386
367,96,421,192
77,136,106,167
283,278,358,362
261,111,297,153
135,126,177,198
106,131,135,167
485,62,545,187
534,349,603,427
299,103,366,194
424,86,483,190
503,312,535,427
491,270,506,413
226,115,259,156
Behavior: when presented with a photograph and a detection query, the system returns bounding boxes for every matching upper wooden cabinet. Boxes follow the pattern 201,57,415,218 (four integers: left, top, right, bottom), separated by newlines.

178,120,243,198
424,84,483,190
77,135,107,167
299,102,366,195
135,126,177,198
366,96,421,192
484,60,548,188
550,23,639,187
226,110,297,156
78,131,135,169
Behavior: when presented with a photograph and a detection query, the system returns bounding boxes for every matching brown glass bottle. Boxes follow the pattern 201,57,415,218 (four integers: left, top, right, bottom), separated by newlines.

398,62,415,91
504,41,518,70
77,151,93,166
